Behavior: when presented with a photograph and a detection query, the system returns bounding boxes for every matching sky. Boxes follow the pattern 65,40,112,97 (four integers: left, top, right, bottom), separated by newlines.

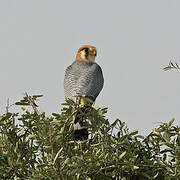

0,0,180,135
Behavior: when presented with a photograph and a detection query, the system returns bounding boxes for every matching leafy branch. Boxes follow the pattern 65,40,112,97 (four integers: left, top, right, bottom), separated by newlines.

163,61,180,71
0,95,179,179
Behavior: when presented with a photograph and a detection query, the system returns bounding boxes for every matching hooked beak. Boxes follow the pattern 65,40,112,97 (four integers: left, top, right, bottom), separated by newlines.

89,49,97,57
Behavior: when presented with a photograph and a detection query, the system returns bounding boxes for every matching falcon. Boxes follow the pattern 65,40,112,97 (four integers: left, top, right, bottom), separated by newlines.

64,45,104,140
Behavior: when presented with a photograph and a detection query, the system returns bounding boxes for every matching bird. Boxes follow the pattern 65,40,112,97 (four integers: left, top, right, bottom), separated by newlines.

64,45,104,141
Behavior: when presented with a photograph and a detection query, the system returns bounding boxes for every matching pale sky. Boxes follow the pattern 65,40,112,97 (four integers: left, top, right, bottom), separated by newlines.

0,0,180,135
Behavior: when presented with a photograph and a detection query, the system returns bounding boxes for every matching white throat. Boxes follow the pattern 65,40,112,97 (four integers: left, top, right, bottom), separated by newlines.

88,55,95,62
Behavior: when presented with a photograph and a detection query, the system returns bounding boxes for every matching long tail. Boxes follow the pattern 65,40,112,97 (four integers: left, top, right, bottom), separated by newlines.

73,107,89,141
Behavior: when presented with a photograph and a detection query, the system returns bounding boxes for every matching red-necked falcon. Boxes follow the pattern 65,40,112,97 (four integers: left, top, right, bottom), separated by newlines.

64,45,104,140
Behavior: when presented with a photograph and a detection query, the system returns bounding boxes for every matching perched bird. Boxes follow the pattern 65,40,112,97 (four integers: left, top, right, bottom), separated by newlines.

64,45,104,140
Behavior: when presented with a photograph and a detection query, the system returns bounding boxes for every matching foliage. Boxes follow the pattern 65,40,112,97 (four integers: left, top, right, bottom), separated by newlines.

0,95,180,180
163,61,180,71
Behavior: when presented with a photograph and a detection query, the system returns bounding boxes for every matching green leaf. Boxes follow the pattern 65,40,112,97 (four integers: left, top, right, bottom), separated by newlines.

163,132,170,142
86,178,91,180
163,66,173,71
53,147,63,164
133,165,139,169
167,118,174,127
129,130,138,136
32,95,43,98
119,151,126,159
15,102,29,106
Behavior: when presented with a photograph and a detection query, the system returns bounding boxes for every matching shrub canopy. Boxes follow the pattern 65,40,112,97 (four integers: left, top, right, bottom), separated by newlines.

0,95,179,179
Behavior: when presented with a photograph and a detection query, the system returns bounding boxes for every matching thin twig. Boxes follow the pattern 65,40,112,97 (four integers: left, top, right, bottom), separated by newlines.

6,98,9,114
25,92,40,116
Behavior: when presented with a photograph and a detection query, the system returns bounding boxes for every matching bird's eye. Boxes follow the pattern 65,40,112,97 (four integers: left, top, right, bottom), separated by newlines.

82,48,88,54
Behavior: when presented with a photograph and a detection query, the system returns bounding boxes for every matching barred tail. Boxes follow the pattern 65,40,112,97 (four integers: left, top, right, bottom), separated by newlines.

73,107,89,141
74,129,88,141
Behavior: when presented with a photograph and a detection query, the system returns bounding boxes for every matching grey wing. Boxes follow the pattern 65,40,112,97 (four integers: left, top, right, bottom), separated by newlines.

64,64,81,101
76,64,104,101
64,63,104,101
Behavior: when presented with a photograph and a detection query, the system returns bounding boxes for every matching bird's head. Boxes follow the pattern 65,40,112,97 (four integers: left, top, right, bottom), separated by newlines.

76,45,97,62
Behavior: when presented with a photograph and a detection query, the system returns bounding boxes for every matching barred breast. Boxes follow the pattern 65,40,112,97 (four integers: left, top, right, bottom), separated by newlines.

64,61,104,102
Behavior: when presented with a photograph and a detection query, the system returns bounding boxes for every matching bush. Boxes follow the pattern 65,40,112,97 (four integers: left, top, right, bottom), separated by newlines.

0,94,179,180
